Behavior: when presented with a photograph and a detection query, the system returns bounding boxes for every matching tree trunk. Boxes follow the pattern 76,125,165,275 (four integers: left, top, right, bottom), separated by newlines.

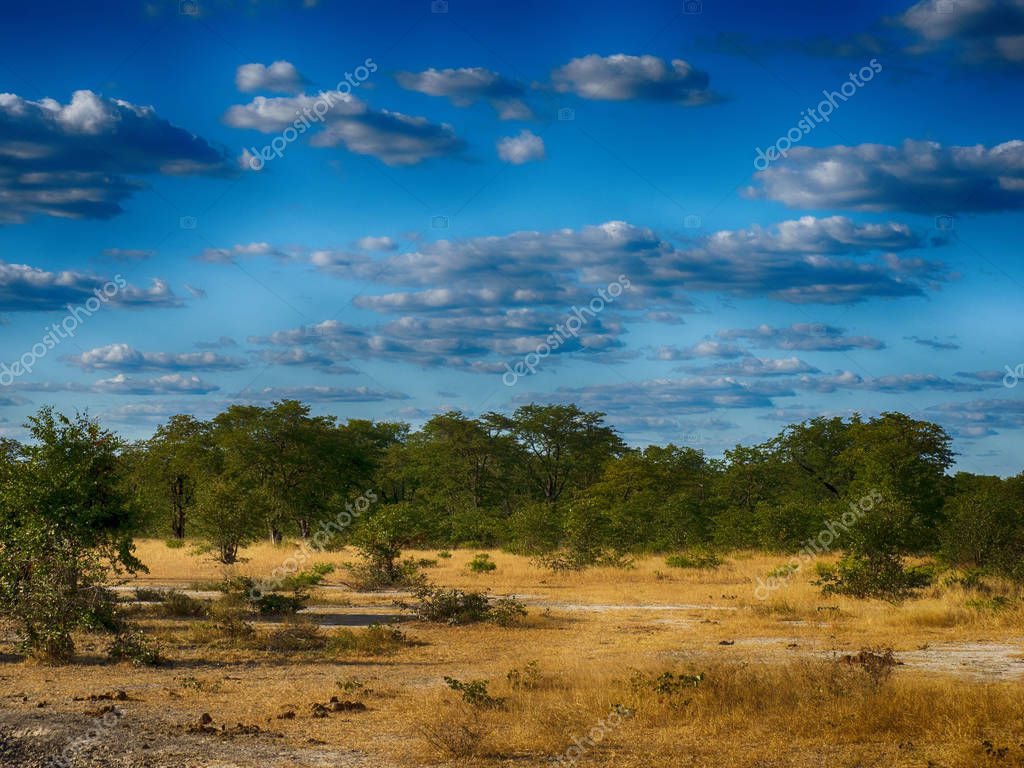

171,476,186,539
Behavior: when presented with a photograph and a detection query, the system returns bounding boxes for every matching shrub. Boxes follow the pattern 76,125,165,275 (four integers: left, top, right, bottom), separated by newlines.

216,575,309,615
468,553,497,573
164,538,186,549
407,587,526,626
506,660,541,690
665,550,722,569
418,702,491,758
252,591,309,616
489,597,528,627
535,547,633,572
159,590,210,618
263,620,324,652
107,628,164,666
443,677,503,708
347,505,425,590
277,563,334,591
437,551,453,559
817,554,932,600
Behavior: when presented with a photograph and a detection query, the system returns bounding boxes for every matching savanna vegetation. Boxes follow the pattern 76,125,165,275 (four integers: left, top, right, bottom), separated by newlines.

0,402,1022,767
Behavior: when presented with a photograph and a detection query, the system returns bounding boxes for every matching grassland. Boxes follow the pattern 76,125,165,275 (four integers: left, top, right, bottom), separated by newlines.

1,540,1022,767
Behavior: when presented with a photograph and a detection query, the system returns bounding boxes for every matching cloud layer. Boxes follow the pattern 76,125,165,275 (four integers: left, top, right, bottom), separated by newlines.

0,90,233,222
748,140,1024,213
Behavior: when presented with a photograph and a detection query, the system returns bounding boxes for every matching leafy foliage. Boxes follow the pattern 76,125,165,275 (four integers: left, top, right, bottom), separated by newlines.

407,587,527,626
0,409,144,662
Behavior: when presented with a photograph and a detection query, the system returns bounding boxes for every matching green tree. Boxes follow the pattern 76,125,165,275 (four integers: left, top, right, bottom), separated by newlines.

0,408,143,662
134,414,212,539
483,404,623,504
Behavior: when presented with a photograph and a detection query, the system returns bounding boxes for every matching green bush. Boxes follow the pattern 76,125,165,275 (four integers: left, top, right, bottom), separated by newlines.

817,554,933,600
665,550,722,569
408,587,526,626
164,538,186,549
253,591,309,616
277,563,335,590
443,676,503,707
468,554,497,573
107,628,164,666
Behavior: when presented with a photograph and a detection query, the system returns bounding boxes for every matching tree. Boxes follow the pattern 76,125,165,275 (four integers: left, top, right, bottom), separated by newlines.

483,404,623,504
209,401,357,544
0,408,143,662
940,473,1024,579
573,445,714,553
822,413,955,598
192,473,268,564
395,411,515,544
134,414,212,539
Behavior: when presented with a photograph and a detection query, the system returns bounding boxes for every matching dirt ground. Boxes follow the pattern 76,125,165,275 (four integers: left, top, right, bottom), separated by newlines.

2,542,1023,767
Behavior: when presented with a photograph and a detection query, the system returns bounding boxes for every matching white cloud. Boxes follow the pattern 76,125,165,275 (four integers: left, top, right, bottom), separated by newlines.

395,67,534,119
224,93,464,166
65,343,245,372
0,90,233,223
356,236,398,251
551,54,720,105
747,139,1024,212
235,60,307,93
497,130,545,164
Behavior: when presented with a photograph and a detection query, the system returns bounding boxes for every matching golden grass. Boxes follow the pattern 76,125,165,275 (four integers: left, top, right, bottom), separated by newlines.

1,539,1021,767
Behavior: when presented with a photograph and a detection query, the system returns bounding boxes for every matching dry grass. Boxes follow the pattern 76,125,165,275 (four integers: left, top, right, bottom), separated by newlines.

1,539,1022,767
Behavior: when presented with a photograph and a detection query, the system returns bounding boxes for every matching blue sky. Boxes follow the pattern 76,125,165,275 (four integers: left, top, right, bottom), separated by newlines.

1,0,1022,474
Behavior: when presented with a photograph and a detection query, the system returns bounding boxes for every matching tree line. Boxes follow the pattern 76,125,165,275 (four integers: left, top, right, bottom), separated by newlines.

1,402,1022,660
111,401,1022,583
